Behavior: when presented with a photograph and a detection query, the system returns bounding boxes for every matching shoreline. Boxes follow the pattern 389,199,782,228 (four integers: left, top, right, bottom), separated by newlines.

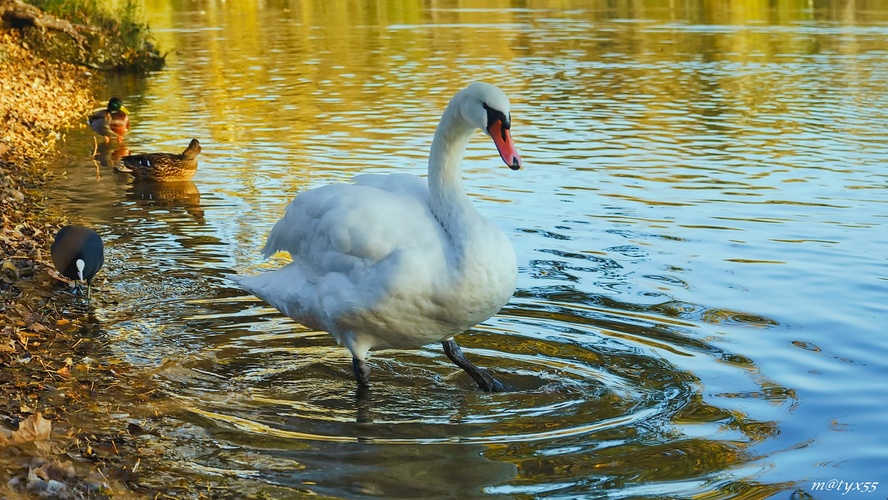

1,27,157,498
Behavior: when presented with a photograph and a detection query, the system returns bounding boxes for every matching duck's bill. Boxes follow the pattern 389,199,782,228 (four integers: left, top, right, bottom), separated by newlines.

488,120,522,170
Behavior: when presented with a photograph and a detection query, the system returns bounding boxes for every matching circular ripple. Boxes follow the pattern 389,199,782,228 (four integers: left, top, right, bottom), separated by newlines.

155,297,694,452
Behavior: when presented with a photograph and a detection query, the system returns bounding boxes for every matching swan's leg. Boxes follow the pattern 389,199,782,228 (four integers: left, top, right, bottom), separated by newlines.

442,339,507,392
352,357,371,388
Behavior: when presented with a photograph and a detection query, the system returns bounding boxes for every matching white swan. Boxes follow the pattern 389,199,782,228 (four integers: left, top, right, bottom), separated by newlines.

235,82,522,391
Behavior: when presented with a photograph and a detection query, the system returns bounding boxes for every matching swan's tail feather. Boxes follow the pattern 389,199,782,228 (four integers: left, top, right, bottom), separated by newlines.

259,227,284,259
228,272,264,296
259,201,303,258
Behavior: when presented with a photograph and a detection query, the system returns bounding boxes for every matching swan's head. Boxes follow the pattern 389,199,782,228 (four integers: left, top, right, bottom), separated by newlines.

459,82,522,170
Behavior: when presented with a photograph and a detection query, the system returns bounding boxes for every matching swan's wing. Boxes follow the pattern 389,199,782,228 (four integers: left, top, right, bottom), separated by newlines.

244,175,446,343
260,178,439,269
352,173,429,204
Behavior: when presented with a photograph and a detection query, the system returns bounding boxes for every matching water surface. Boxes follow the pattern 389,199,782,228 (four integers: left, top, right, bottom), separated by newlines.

51,1,887,497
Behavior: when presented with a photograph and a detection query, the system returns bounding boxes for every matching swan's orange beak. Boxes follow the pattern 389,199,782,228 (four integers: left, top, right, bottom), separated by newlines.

488,120,522,170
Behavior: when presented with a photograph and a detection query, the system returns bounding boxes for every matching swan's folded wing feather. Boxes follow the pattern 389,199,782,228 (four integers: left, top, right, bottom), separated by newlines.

352,173,429,203
260,182,442,275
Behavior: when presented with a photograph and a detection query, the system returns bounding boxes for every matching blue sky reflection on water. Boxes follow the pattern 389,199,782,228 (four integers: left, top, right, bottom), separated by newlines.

48,1,888,497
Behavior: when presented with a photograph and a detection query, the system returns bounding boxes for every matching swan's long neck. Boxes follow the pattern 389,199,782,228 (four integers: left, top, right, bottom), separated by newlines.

427,100,479,236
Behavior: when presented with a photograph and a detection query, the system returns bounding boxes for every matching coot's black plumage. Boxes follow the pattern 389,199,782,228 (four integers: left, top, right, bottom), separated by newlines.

51,225,104,299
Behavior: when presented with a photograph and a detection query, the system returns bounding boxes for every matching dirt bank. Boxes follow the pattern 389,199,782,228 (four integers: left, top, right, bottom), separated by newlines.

1,27,164,499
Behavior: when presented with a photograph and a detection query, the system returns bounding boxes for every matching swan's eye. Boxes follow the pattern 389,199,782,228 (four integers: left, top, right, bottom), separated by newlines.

482,103,510,139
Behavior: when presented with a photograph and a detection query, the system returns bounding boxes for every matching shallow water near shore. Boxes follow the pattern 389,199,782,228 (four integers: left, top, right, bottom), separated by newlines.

49,1,887,498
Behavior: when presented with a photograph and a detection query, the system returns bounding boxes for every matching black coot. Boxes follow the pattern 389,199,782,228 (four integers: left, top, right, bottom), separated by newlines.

51,225,104,300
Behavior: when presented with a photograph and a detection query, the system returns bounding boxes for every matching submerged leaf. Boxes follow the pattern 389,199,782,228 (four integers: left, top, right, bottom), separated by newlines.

12,412,52,444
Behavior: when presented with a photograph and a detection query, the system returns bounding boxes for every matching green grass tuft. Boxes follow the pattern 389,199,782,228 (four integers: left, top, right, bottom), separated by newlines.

26,0,163,71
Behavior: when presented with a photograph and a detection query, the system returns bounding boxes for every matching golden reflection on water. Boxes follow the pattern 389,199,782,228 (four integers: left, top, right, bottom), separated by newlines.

136,0,888,158
56,0,888,497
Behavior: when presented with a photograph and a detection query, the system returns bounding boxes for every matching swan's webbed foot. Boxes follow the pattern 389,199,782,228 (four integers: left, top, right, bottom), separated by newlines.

442,339,508,392
353,357,371,389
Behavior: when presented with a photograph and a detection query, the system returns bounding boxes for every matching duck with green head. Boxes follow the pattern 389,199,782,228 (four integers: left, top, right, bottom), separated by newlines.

120,139,202,181
89,97,130,143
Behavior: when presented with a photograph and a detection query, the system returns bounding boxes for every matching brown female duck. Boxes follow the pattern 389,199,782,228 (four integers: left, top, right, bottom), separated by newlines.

120,139,202,181
88,97,130,143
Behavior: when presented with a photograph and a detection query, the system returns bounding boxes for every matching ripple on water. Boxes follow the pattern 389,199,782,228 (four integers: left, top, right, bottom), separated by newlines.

44,5,874,495
108,272,795,498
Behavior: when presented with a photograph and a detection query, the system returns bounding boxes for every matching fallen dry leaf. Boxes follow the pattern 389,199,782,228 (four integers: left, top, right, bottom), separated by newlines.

0,413,52,446
12,412,52,444
0,339,16,352
32,459,76,482
28,321,48,333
